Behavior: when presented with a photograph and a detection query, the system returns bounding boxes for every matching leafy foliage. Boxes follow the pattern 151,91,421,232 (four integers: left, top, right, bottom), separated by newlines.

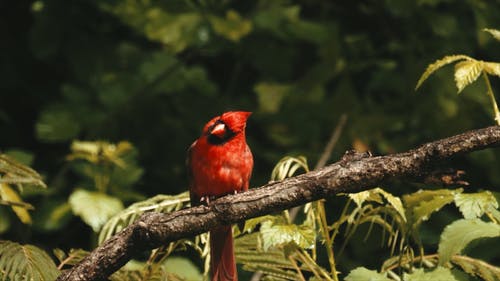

438,219,500,265
0,240,59,281
69,189,124,232
1,1,500,280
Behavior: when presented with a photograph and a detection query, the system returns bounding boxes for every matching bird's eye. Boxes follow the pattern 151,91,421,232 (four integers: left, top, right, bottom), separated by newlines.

209,120,226,136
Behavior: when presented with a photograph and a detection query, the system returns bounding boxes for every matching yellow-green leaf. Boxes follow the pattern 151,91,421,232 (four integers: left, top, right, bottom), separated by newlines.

69,189,124,232
484,62,500,78
345,267,391,281
260,220,315,251
210,10,252,42
254,82,291,113
438,219,500,265
0,183,32,224
484,28,500,41
454,59,484,93
0,154,46,188
404,267,466,281
415,55,472,90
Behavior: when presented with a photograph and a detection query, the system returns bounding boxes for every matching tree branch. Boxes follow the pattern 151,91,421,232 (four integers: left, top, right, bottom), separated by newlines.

56,126,500,281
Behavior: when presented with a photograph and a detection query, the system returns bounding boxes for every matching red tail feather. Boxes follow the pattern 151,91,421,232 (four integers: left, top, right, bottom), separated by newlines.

210,226,237,281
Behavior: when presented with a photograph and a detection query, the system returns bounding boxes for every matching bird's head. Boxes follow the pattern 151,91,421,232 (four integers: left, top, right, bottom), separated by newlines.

203,111,252,145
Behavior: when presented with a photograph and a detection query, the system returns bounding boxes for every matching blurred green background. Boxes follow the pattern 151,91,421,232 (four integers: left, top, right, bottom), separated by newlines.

1,0,499,276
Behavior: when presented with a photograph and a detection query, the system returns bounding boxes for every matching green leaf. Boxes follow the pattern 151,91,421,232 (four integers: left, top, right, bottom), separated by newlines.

260,220,315,251
404,267,468,281
240,215,278,234
0,208,11,234
454,191,499,219
438,219,500,265
345,267,391,281
484,28,500,41
451,255,500,281
33,200,72,232
209,10,252,42
36,107,81,142
69,189,124,232
254,82,291,113
404,189,458,227
454,59,484,93
4,150,34,166
99,193,189,243
164,256,203,281
415,55,471,90
0,240,60,281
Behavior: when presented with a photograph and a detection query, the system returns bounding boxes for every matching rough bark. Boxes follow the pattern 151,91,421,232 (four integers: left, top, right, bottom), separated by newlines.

56,126,500,281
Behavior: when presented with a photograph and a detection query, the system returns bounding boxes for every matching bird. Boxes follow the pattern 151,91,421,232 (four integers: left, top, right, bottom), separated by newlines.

187,111,253,281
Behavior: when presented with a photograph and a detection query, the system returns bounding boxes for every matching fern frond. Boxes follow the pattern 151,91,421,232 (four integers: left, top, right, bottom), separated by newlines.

415,55,472,90
271,156,309,181
54,248,89,269
484,28,500,41
0,154,46,188
235,233,301,281
0,240,59,281
99,192,190,243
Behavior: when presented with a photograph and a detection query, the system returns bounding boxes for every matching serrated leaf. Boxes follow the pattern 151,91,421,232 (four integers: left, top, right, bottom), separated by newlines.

0,183,32,224
484,62,500,78
484,28,500,41
0,240,59,281
404,189,458,227
99,193,189,243
438,219,500,265
69,189,124,232
451,255,500,281
260,220,315,251
345,267,391,281
404,266,467,281
454,191,499,219
240,215,278,234
454,59,484,93
415,55,471,90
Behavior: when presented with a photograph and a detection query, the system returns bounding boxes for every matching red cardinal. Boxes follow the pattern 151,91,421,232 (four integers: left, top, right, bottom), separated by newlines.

188,111,253,281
